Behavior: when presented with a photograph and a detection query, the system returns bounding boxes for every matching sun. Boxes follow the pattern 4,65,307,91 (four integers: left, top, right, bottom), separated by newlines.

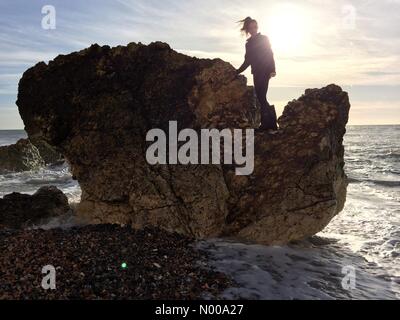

262,4,310,54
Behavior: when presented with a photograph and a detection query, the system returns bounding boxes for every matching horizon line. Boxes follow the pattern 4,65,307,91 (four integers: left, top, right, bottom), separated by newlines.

1,124,400,131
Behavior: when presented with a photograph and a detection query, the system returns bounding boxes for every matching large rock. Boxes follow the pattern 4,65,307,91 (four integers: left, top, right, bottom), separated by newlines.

16,42,350,244
0,186,71,229
0,138,44,173
223,86,349,243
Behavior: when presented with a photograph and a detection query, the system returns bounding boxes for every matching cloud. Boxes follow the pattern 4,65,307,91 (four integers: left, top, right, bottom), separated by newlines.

363,71,400,76
349,100,400,125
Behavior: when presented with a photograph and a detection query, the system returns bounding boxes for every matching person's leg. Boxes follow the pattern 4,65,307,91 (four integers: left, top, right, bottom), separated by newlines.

263,74,271,108
254,72,275,129
269,105,278,130
259,73,279,130
253,72,269,108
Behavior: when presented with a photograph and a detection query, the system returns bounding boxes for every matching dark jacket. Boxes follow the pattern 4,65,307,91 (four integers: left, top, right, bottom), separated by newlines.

237,33,276,75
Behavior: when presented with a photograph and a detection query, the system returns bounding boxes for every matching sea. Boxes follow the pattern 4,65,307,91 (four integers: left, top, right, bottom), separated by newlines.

0,126,399,300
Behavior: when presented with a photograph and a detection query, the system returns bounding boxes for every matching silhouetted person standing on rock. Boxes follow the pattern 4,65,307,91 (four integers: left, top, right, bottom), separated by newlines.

236,17,278,132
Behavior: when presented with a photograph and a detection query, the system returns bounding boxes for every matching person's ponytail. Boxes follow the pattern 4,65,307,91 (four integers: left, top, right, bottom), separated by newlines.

238,16,257,35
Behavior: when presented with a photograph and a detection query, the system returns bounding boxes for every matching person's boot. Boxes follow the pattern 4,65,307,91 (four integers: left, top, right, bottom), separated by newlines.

258,105,270,131
268,105,278,131
258,105,277,132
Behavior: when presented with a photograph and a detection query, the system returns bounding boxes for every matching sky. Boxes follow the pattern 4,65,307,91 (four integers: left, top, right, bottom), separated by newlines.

0,0,399,129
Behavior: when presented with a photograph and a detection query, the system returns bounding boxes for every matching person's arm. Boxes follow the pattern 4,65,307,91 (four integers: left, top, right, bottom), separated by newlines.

236,45,250,74
270,53,276,74
265,36,276,76
270,52,276,76
236,59,250,74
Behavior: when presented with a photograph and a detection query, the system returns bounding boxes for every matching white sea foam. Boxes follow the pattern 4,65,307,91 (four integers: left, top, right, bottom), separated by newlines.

0,162,81,202
197,181,399,299
198,236,398,300
197,125,400,300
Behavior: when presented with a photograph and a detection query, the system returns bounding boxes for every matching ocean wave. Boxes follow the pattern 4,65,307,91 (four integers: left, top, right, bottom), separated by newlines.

368,151,400,159
371,180,400,187
346,176,400,188
199,237,399,299
0,164,81,201
347,177,361,184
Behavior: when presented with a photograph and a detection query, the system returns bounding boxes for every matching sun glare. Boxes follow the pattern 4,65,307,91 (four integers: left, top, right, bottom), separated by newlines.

263,5,310,54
